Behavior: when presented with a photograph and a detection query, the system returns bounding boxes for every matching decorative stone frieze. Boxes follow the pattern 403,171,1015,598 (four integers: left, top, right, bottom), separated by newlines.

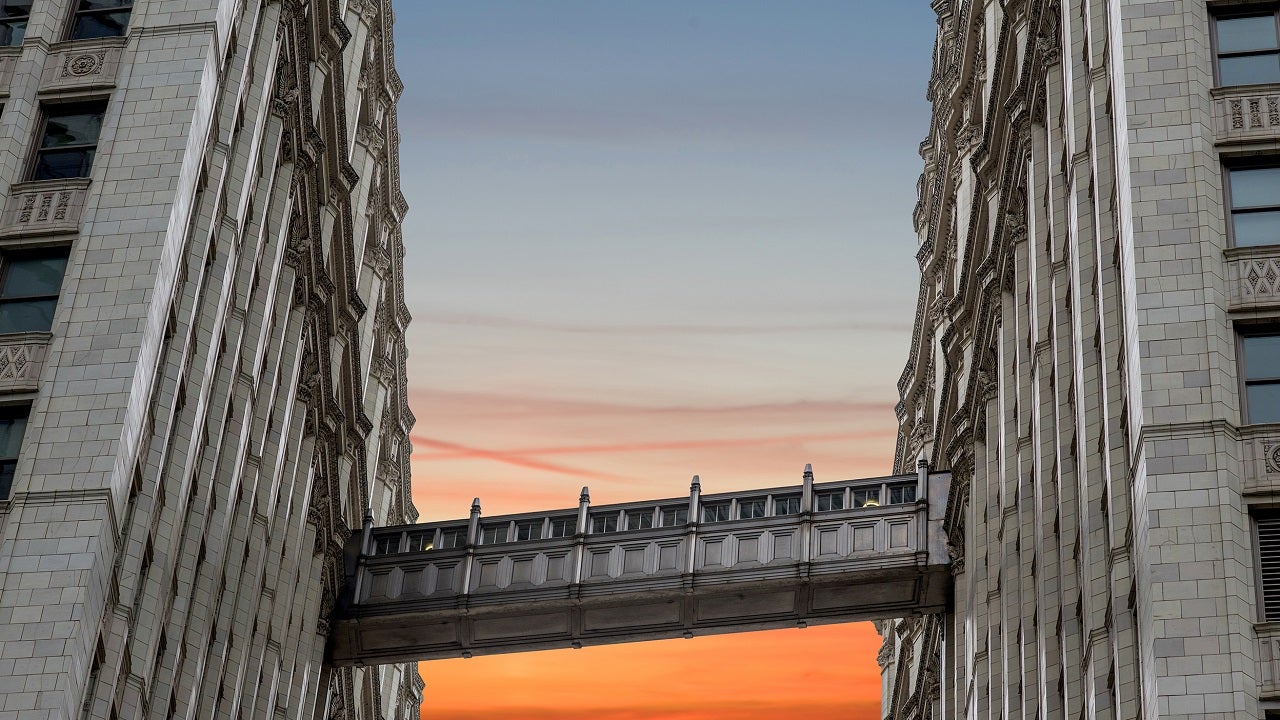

1214,85,1280,143
1244,425,1280,496
1227,246,1280,311
0,179,91,238
0,332,50,393
39,38,126,94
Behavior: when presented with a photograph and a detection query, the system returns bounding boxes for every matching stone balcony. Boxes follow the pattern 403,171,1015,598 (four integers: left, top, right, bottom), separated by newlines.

329,468,951,665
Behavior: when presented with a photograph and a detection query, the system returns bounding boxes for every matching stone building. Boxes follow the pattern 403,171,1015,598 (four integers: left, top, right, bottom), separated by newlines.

0,1,420,719
883,0,1280,718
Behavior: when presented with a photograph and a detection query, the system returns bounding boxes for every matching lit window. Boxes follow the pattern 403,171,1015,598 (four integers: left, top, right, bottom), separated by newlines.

480,525,508,545
738,498,766,519
590,514,617,534
625,509,653,530
0,405,28,500
438,527,467,549
0,1,30,46
1243,330,1280,424
1227,165,1280,247
32,103,106,181
548,517,575,538
660,506,687,527
0,251,69,334
1215,11,1280,86
406,531,433,552
702,503,730,523
816,491,844,512
773,495,800,515
68,0,132,40
889,483,918,505
852,488,880,508
514,520,542,541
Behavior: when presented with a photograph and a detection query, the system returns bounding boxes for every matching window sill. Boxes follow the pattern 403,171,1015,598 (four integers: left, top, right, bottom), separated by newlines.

1211,82,1280,98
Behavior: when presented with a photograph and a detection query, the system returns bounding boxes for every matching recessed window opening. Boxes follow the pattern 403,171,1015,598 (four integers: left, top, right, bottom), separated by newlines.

0,250,69,334
68,0,132,40
1215,11,1280,86
0,1,31,46
32,102,107,181
1242,329,1280,424
0,404,29,500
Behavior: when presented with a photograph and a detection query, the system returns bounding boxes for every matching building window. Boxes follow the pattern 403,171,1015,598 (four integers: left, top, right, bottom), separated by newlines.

889,483,918,505
852,488,880,508
0,1,31,46
1256,514,1280,621
1214,10,1280,86
438,527,467,549
405,531,433,552
1242,329,1280,424
514,519,541,541
1227,164,1280,247
590,514,617,534
68,0,132,40
773,495,800,515
701,503,730,523
0,251,69,334
816,491,844,512
548,517,574,538
32,103,106,181
659,506,687,527
737,498,766,519
0,405,28,500
372,535,398,555
625,509,652,530
480,525,508,545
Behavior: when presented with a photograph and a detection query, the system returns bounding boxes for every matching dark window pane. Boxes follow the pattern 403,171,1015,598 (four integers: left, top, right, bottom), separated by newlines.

41,112,103,148
625,510,652,530
77,0,130,9
0,1,32,16
32,148,94,180
439,527,467,548
0,19,25,46
548,517,574,537
1218,15,1279,53
591,514,617,533
515,520,541,541
660,507,687,526
773,496,800,515
1233,210,1280,247
2,256,67,298
0,459,14,499
0,414,27,458
1245,335,1280,380
1248,383,1280,423
1220,53,1280,86
0,299,57,333
70,10,130,40
1232,167,1280,209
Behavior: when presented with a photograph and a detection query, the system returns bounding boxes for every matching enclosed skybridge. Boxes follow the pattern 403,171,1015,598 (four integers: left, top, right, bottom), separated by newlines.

329,464,951,666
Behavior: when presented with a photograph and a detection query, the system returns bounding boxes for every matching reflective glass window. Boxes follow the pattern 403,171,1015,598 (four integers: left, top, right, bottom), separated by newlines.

548,517,575,537
773,495,801,515
625,509,653,530
702,503,730,523
852,488,881,508
32,103,106,180
514,519,542,541
438,527,467,549
69,0,132,40
816,491,844,512
0,405,26,499
0,1,31,46
0,252,68,334
1244,331,1280,424
889,483,918,505
660,506,687,527
406,531,433,552
591,514,618,534
738,498,766,519
1216,13,1280,86
480,525,508,545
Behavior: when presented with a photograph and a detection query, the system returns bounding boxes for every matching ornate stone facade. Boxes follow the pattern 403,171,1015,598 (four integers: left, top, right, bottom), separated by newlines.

887,1,1275,718
0,1,419,719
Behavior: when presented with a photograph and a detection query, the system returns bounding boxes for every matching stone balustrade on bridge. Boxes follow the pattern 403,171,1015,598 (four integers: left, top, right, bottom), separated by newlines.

329,464,951,666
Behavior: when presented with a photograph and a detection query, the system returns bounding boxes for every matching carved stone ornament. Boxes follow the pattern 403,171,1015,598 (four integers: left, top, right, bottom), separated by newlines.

1266,443,1280,474
62,52,105,77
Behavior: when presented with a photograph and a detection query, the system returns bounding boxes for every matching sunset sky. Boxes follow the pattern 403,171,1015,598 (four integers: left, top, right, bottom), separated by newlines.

390,2,936,717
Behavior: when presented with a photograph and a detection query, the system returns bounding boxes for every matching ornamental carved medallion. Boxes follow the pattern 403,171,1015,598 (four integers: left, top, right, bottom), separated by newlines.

61,52,105,78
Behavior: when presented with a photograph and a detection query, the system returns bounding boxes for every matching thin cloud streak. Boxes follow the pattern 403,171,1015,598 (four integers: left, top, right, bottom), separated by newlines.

421,309,910,335
412,430,893,460
412,437,630,482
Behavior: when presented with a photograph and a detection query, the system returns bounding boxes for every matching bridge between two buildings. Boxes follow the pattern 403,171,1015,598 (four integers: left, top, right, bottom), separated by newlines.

329,464,952,666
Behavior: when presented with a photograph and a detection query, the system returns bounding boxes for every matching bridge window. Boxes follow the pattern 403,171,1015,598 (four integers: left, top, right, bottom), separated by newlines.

773,495,800,515
591,514,618,533
549,517,575,537
625,509,653,530
372,535,399,555
852,488,880,508
515,520,542,541
816,491,844,512
660,506,687,526
406,531,434,552
738,498,766,519
889,483,918,504
702,503,731,523
439,527,467,549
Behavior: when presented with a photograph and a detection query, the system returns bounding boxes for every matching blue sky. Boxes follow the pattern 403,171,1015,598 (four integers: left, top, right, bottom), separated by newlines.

389,3,937,715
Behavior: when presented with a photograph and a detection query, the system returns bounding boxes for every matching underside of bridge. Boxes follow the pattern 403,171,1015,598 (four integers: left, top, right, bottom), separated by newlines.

329,466,952,666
